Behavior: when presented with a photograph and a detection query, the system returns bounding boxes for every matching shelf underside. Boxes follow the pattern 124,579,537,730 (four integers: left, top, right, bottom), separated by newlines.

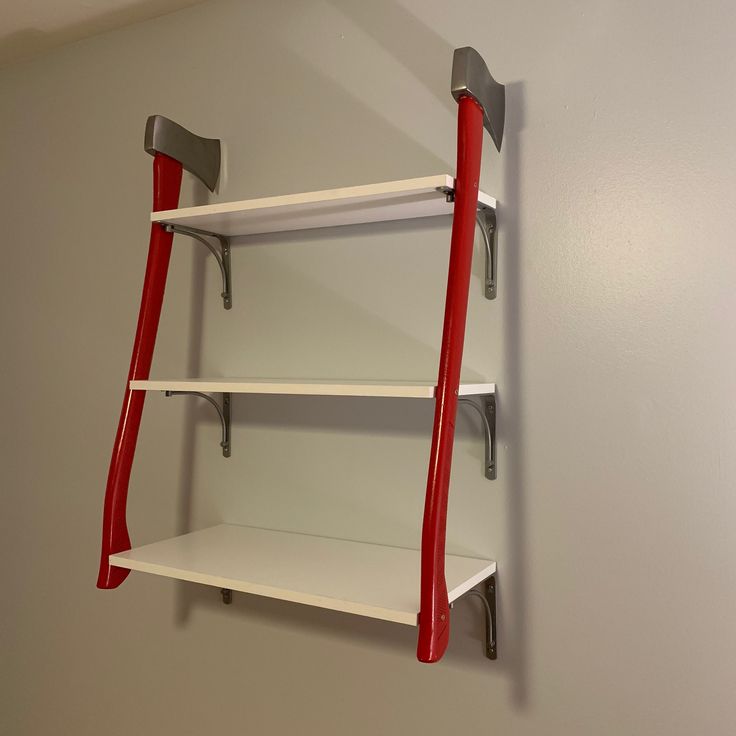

130,378,495,399
110,524,495,625
151,174,497,237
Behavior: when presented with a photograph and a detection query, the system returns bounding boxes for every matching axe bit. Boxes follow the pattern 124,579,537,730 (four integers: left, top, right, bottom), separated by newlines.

451,46,505,152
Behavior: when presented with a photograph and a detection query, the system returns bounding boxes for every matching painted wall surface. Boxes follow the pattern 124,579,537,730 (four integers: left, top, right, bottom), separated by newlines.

2,1,736,734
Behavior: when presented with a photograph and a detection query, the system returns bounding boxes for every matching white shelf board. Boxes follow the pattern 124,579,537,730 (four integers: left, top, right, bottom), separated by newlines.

130,378,495,399
151,174,497,237
110,524,495,626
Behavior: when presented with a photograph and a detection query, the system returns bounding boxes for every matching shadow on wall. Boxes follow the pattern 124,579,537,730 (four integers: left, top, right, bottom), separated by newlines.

327,0,458,117
500,81,528,707
158,0,529,692
174,182,209,628
0,0,207,68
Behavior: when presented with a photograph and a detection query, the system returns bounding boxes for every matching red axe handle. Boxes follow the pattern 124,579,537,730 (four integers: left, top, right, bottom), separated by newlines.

97,117,220,589
418,47,505,663
417,95,484,661
97,153,183,588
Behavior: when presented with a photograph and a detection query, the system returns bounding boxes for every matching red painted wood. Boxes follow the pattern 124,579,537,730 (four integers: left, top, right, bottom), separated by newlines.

417,95,485,662
97,153,183,588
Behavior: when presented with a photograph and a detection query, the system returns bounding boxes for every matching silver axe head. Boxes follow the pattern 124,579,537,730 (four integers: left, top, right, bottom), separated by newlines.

451,47,505,152
144,115,221,192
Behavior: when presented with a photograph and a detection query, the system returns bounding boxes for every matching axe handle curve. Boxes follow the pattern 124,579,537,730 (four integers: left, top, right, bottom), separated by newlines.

417,95,485,662
97,153,183,589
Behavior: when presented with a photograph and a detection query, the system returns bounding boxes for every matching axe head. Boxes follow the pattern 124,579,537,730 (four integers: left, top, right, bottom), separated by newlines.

144,115,221,192
451,47,505,151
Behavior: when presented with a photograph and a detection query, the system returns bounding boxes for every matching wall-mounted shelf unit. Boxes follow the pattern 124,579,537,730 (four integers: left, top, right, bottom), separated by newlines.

110,524,495,626
97,46,506,665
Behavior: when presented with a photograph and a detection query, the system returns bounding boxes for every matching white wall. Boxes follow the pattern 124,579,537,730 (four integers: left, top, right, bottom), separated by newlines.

2,1,736,734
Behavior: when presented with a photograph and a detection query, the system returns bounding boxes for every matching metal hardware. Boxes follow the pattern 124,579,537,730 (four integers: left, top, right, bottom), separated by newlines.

436,185,455,203
144,115,221,191
476,208,498,300
435,188,497,299
451,47,505,151
164,391,231,457
164,224,232,309
458,394,496,480
221,588,233,605
463,576,497,660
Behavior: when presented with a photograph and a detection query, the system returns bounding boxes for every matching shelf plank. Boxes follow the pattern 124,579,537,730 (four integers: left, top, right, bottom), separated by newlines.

151,174,497,237
110,524,495,626
130,378,495,399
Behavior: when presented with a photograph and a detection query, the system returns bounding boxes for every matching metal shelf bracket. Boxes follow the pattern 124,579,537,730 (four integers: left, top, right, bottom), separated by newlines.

476,207,498,300
453,576,497,660
164,390,231,457
164,223,232,309
458,394,496,480
435,187,498,300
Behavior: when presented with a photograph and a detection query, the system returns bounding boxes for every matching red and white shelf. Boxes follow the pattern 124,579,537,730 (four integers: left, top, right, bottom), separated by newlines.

100,47,505,663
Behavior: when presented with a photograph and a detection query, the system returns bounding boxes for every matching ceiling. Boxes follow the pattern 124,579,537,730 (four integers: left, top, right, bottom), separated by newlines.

0,0,207,67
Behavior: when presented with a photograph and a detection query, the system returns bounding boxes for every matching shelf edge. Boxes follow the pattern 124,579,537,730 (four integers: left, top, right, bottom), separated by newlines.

129,379,496,399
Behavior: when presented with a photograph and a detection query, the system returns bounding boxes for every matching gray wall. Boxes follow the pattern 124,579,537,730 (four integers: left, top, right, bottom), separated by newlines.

2,1,735,734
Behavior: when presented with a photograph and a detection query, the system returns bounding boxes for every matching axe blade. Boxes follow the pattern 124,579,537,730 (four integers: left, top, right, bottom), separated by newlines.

451,47,505,151
144,115,221,192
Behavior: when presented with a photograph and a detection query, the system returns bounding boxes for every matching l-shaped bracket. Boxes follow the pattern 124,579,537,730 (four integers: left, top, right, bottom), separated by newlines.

453,576,497,660
458,394,496,480
164,390,231,457
164,223,232,310
437,186,498,300
476,207,498,300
